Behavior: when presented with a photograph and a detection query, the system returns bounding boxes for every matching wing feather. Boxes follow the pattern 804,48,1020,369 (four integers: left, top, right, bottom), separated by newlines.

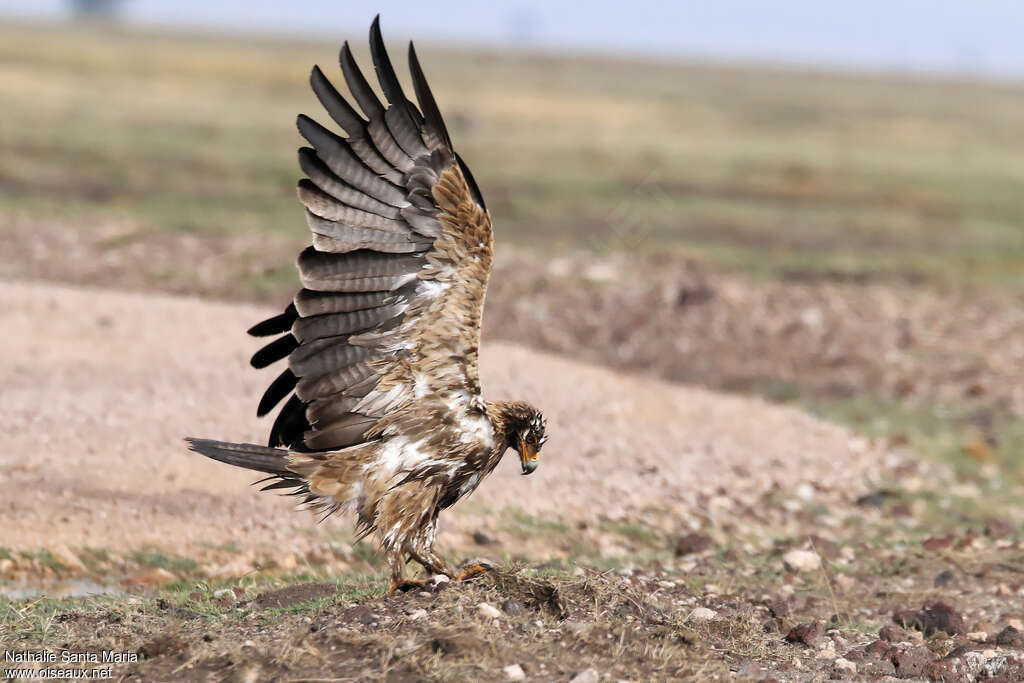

251,18,492,453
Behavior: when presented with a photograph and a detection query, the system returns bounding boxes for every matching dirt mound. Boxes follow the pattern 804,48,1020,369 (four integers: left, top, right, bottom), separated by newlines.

1,281,884,561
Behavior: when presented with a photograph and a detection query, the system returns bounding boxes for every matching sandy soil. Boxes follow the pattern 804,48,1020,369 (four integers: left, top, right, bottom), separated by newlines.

1,280,884,560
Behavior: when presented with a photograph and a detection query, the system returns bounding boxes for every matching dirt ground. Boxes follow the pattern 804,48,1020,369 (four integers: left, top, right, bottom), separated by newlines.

3,282,1024,681
0,279,886,561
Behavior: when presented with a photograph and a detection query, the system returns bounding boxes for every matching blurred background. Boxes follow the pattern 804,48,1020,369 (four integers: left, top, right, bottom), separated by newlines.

2,1,1023,485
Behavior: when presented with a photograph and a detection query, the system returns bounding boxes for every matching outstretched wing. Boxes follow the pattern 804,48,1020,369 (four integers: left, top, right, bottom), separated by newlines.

249,17,493,452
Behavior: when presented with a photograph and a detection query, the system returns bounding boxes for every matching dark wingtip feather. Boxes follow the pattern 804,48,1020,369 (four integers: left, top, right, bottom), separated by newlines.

269,394,310,449
250,333,299,369
310,65,365,136
408,41,452,150
257,368,298,418
247,303,298,337
339,40,384,119
368,14,405,106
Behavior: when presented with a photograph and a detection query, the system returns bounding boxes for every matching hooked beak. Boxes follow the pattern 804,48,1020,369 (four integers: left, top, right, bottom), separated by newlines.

519,440,539,475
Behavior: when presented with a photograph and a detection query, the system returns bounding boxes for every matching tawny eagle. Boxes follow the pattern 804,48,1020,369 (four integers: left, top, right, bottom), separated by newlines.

187,17,547,592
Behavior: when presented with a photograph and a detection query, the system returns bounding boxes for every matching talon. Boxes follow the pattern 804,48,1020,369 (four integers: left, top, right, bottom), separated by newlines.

386,578,428,594
456,562,493,581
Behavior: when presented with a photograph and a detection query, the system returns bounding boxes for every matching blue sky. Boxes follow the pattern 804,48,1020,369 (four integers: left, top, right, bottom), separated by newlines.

5,0,1024,79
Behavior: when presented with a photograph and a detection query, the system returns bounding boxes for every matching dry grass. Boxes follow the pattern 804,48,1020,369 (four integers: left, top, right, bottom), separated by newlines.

4,20,1024,288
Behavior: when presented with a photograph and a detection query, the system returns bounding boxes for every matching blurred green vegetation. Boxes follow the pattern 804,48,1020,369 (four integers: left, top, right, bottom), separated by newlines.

3,21,1024,290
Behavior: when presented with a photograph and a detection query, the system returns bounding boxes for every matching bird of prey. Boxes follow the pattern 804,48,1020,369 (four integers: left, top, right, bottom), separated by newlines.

187,17,547,593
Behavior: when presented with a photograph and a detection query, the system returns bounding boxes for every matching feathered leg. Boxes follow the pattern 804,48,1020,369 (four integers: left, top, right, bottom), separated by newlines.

385,548,427,594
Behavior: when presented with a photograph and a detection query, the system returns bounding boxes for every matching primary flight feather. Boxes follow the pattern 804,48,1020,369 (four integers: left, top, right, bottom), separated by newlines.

187,16,547,592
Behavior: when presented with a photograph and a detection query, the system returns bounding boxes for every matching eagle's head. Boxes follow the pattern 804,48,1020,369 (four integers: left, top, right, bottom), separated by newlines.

499,401,548,475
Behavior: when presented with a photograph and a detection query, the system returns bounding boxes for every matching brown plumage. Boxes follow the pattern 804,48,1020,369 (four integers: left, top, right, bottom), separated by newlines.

187,16,547,592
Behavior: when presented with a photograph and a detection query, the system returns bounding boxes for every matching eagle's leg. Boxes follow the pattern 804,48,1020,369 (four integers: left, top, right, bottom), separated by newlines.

406,518,457,578
385,547,428,594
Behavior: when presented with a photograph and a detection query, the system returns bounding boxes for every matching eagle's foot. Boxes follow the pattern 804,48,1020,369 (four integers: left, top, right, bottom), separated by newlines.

386,577,429,594
456,558,496,582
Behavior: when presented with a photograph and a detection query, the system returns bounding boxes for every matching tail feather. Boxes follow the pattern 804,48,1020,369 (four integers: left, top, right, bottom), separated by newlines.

185,438,291,475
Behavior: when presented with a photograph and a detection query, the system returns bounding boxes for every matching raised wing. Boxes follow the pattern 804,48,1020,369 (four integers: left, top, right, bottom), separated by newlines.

248,16,493,452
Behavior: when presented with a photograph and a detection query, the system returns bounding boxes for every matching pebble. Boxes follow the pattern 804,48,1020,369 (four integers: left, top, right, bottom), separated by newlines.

477,602,502,619
783,549,822,573
785,621,825,647
674,532,712,556
893,601,966,636
212,588,234,600
503,664,526,681
570,669,599,683
833,657,857,674
407,609,427,621
878,624,908,642
501,599,526,617
688,607,718,621
472,529,496,545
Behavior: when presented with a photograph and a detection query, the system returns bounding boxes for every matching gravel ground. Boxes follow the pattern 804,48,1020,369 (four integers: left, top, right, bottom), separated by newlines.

1,280,885,562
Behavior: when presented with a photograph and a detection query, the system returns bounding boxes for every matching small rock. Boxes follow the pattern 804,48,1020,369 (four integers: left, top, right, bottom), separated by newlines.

967,631,989,642
212,588,234,601
833,657,857,674
833,574,856,591
353,607,378,626
815,642,837,660
703,583,722,595
893,601,966,636
933,569,957,587
864,639,891,658
785,621,825,647
503,664,526,681
995,625,1024,647
688,607,717,621
569,669,599,683
429,574,450,588
922,535,954,551
407,608,427,621
674,532,712,556
477,602,502,620
501,599,526,617
878,624,909,642
973,620,997,637
782,549,821,573
807,535,838,559
472,529,496,545
984,518,1016,539
891,646,935,678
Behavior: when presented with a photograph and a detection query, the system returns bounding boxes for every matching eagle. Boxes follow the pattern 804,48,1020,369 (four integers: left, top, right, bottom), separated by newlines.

186,17,547,593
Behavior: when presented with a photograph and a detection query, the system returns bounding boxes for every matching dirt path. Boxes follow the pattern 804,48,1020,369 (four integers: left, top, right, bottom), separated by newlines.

1,280,884,564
